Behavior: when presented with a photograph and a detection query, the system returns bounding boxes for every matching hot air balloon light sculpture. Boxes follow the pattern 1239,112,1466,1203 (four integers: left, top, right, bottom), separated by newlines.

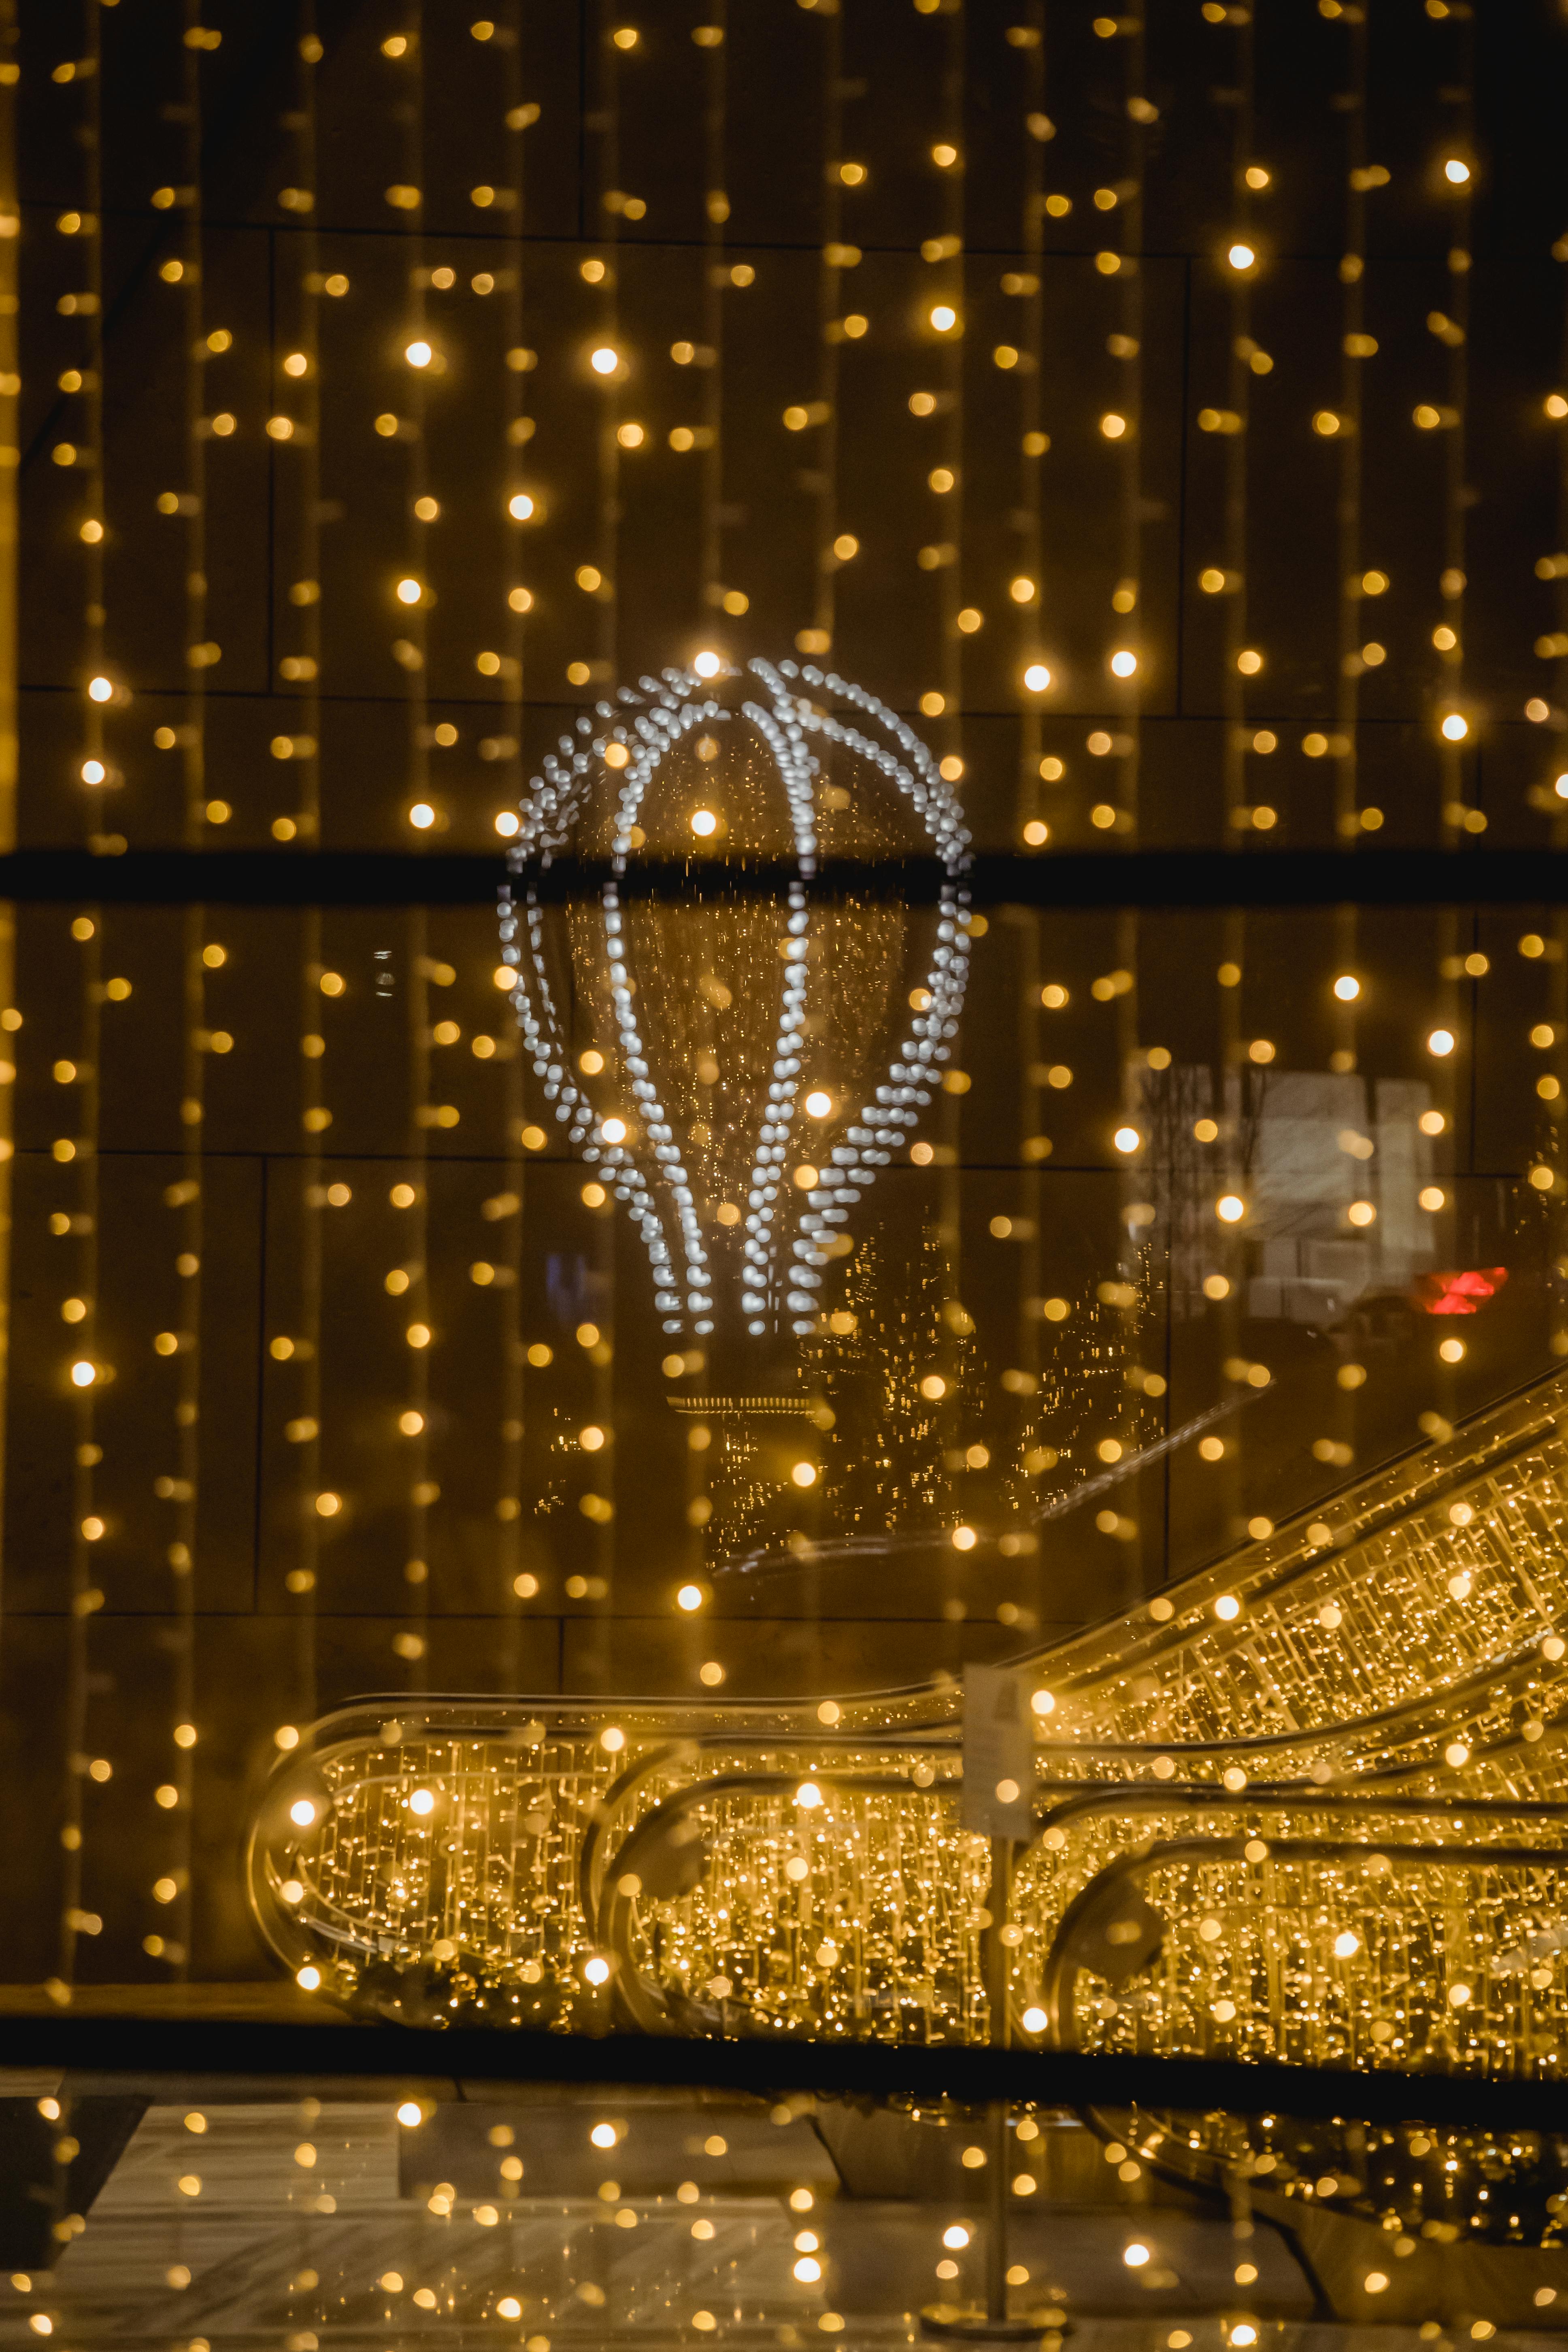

498,658,972,1342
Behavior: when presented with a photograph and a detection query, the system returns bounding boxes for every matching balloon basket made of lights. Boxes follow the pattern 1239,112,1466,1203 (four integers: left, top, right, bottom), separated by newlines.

919,2304,1070,2344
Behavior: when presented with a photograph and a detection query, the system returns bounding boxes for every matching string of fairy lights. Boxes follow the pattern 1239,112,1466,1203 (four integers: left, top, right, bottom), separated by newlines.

57,0,107,2007
0,0,1563,2043
10,6,1568,2340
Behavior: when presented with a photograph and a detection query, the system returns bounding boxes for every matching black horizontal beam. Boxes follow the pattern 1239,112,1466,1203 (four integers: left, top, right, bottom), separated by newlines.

3,2012,1562,2130
0,846,1566,910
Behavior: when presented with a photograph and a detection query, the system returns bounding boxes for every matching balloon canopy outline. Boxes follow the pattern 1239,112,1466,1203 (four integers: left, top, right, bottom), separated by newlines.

497,657,972,1342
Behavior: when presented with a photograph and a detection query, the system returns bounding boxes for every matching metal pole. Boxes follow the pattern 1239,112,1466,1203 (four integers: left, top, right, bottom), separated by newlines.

985,2094,1009,2322
986,1836,1013,2324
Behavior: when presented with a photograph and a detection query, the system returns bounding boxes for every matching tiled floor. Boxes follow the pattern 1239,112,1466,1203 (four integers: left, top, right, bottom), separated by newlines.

0,2092,1560,2352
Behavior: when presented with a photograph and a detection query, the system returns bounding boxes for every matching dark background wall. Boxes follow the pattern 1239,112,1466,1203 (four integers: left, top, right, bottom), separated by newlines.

3,0,1568,1982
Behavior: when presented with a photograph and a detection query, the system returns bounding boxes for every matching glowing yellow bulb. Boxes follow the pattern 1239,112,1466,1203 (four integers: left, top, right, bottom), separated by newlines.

676,1584,704,1613
589,345,619,375
289,1799,317,1828
951,1524,977,1551
1110,649,1138,677
583,1956,611,1984
795,1781,822,1808
929,304,957,333
408,803,436,829
408,1788,436,1816
1227,242,1255,270
1123,2243,1151,2269
1023,663,1051,692
1113,1126,1140,1154
404,339,432,368
600,1116,627,1143
296,1965,321,1991
1427,1028,1455,1057
804,1090,834,1118
1440,712,1468,741
87,674,112,702
70,1360,96,1387
396,577,422,604
692,650,721,678
397,2102,423,2128
1333,974,1360,1001
690,807,718,836
1444,158,1471,184
791,1462,818,1488
81,759,105,785
1216,1194,1246,1223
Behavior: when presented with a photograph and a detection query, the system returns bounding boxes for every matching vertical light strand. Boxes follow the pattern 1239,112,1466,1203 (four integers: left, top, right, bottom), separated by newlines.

680,13,727,1628
1435,7,1474,838
936,6,963,750
398,6,431,1696
1201,11,1251,1552
1102,18,1148,840
292,896,326,1718
1008,910,1043,1594
1547,200,1568,1349
1321,2,1371,1485
1110,14,1152,1591
698,4,728,651
165,0,211,1991
1010,4,1047,1607
285,0,325,1731
1328,0,1370,1146
494,1013,527,1687
1330,3,1369,864
1429,7,1473,1447
923,6,966,1616
403,926,431,1692
592,0,622,694
494,0,529,1686
55,0,106,2013
1217,12,1255,847
1013,5,1047,849
800,4,841,668
281,11,323,857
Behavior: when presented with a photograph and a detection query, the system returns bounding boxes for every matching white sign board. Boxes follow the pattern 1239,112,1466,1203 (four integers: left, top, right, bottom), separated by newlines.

962,1663,1036,1841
